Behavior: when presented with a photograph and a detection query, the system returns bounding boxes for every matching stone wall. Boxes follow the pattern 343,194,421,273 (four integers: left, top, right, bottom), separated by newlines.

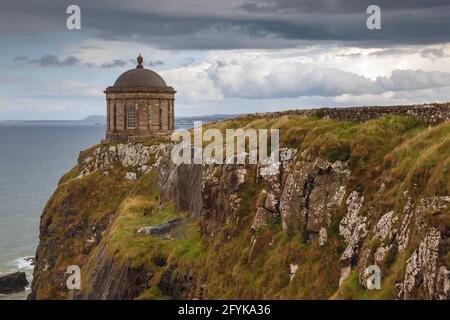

251,103,450,124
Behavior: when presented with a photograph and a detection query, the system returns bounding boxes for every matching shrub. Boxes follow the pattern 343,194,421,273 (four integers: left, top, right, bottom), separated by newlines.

321,143,351,162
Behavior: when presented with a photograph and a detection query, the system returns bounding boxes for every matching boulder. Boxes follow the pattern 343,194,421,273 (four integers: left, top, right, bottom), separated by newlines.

137,218,183,236
0,271,29,294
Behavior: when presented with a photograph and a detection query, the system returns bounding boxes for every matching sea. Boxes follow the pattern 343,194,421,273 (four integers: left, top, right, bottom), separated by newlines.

0,115,234,300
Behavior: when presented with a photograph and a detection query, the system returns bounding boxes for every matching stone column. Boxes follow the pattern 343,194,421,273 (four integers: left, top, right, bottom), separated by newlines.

138,99,148,131
171,98,175,130
113,99,117,131
149,99,153,132
106,98,110,132
108,98,115,132
149,99,157,130
161,99,169,130
167,99,172,130
130,98,137,131
116,99,125,131
158,99,162,130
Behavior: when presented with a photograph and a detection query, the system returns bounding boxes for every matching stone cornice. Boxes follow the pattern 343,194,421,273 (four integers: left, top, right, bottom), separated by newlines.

104,86,176,94
105,92,176,100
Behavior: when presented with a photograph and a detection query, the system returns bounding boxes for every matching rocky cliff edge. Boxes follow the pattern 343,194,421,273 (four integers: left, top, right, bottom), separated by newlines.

30,113,449,300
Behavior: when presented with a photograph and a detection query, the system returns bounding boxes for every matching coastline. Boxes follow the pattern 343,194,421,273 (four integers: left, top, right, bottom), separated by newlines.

0,256,34,300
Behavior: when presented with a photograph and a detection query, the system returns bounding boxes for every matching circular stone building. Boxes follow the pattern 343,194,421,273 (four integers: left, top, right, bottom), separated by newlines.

104,54,176,142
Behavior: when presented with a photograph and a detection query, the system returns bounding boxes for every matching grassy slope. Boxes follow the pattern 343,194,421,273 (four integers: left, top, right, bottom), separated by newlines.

42,115,449,299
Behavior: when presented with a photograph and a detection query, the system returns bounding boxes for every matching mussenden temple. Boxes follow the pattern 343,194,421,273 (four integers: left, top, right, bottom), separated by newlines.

104,54,176,142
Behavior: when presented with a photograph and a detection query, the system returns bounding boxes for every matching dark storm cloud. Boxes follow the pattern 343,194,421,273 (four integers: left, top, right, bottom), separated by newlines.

239,0,450,14
29,55,80,67
24,54,129,68
2,0,450,49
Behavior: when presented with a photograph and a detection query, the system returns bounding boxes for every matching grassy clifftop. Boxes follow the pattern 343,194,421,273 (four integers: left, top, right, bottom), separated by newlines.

30,114,449,300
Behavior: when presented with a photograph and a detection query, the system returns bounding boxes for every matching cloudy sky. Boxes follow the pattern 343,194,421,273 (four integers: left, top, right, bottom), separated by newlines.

1,0,450,120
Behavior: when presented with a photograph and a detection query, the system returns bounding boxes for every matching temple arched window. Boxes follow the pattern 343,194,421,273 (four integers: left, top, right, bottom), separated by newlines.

127,108,137,129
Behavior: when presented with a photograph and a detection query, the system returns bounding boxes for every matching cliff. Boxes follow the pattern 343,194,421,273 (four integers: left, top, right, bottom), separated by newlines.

30,110,450,300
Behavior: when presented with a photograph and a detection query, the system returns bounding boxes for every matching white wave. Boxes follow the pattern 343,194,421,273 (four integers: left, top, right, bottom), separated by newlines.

14,256,34,272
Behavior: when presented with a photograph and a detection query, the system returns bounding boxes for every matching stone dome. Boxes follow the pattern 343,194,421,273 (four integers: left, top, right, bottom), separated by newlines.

112,54,168,88
113,68,168,88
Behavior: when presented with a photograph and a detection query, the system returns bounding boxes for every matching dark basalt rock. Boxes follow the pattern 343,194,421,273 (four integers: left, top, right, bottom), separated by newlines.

158,264,196,299
153,256,167,267
0,271,29,294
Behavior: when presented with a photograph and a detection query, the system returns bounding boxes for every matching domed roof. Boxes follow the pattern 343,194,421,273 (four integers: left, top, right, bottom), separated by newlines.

114,68,168,87
112,54,168,88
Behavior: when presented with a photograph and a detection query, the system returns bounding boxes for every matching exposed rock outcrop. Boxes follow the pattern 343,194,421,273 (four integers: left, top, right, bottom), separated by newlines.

77,143,168,178
251,148,297,232
0,272,29,294
280,151,349,243
137,218,183,236
338,192,368,286
158,264,197,300
76,245,153,300
399,228,449,300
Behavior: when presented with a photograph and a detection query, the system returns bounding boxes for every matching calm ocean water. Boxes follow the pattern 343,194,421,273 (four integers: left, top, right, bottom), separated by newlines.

0,116,232,299
0,122,106,299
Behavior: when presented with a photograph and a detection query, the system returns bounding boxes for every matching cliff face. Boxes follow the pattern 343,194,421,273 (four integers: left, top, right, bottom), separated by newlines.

30,114,450,300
